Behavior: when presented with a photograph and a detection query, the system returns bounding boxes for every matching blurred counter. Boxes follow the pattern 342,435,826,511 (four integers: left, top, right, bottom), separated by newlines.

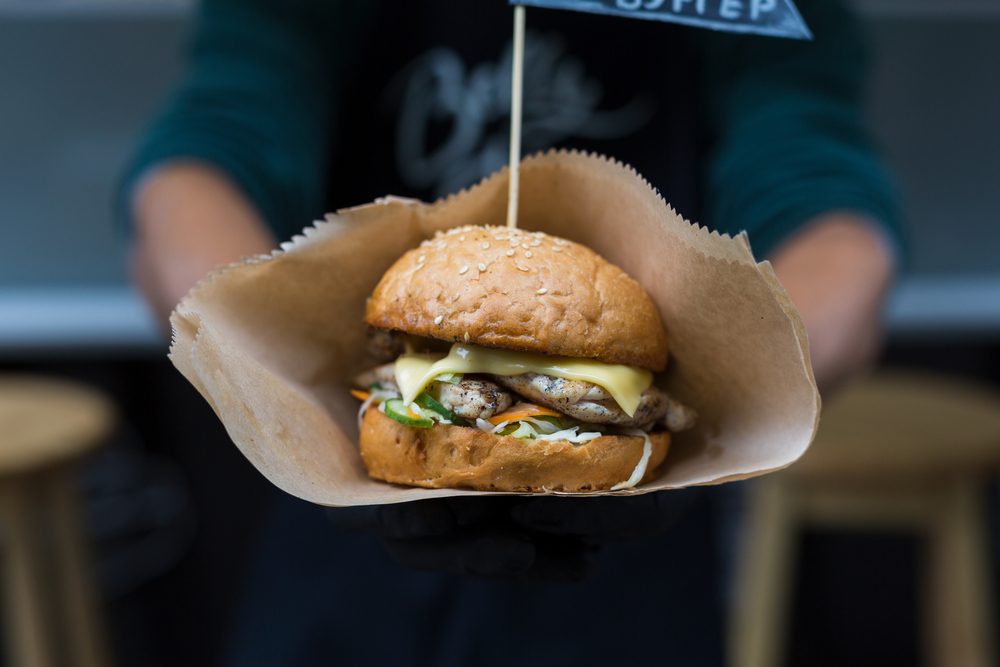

0,288,161,353
2,275,999,356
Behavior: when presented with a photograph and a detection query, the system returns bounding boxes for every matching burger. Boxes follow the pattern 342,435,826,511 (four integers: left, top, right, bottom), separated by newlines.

352,225,695,492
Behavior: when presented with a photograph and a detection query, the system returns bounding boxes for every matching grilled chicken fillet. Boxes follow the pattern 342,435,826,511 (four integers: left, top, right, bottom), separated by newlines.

493,373,696,430
357,364,694,430
436,379,513,420
355,364,513,421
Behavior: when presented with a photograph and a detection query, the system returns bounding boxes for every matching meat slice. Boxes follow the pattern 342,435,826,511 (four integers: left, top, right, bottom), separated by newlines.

436,378,513,421
660,394,698,432
493,374,695,430
355,364,513,421
354,363,399,392
366,329,405,362
488,372,610,407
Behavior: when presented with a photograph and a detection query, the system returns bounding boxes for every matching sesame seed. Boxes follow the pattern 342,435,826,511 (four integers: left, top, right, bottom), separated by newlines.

530,240,541,247
459,236,466,241
553,246,562,252
477,262,487,272
510,239,520,247
505,249,515,257
434,315,444,325
481,241,490,249
417,255,425,263
522,243,530,249
517,265,530,272
524,251,533,258
537,287,548,295
463,332,470,342
459,265,469,275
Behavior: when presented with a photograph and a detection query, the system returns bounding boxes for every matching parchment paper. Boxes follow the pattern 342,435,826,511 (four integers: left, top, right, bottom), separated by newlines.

169,150,820,506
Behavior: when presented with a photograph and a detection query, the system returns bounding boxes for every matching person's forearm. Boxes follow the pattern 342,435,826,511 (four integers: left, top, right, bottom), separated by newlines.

129,161,277,330
769,214,896,394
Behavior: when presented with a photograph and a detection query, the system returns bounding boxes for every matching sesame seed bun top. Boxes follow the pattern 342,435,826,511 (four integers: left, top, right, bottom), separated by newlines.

364,225,669,371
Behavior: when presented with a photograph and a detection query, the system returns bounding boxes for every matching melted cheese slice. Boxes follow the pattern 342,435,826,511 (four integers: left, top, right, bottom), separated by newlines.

395,343,652,417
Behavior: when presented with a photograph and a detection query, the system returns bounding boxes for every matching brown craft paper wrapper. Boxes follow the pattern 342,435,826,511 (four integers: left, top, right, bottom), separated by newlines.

169,150,820,506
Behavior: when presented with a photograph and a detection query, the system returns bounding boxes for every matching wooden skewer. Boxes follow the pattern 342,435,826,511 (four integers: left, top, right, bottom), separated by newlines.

507,4,526,229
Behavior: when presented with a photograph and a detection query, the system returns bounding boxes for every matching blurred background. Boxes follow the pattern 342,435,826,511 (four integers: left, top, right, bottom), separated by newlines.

0,0,997,665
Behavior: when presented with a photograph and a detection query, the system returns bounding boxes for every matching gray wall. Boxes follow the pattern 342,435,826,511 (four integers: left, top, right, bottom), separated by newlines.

0,12,188,288
867,14,1000,276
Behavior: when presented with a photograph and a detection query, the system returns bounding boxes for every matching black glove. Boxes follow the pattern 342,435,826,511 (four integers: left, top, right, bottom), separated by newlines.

328,491,691,582
509,490,691,541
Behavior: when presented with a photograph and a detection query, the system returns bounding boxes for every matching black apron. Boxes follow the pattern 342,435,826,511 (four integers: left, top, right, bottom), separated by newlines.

325,0,704,219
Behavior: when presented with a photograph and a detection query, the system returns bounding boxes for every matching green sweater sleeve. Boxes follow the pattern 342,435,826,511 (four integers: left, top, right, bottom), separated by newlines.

118,0,370,240
701,0,904,260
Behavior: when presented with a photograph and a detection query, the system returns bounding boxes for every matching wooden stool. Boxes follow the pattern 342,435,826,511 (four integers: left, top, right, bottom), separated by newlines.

730,372,1000,667
0,376,116,667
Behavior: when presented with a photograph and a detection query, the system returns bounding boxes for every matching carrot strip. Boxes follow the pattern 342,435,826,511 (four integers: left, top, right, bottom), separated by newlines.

488,402,563,425
350,389,371,402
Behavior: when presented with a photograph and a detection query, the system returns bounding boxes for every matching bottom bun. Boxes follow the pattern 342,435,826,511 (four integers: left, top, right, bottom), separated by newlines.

359,408,670,492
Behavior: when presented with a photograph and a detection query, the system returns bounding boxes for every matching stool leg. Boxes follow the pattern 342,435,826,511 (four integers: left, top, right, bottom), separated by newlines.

925,479,997,667
0,478,57,667
45,466,110,667
728,479,797,667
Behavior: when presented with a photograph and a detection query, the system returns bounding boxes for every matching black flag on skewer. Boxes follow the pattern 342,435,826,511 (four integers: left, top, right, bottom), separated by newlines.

511,0,811,39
